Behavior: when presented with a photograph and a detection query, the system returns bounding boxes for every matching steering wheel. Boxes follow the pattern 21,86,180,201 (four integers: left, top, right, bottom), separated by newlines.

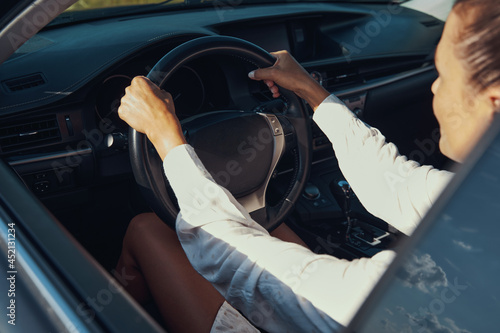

129,36,311,231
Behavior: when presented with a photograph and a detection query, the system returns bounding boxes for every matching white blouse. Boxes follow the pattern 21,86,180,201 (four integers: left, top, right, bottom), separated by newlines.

163,94,453,332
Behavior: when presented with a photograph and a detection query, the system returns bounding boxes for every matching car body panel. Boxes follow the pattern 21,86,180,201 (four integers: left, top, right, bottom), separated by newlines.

0,156,164,332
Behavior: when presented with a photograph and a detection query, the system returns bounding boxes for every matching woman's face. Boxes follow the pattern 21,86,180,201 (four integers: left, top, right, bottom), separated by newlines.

432,8,494,163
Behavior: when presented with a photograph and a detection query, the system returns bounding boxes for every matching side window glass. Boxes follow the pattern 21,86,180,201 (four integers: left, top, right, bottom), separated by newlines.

351,127,500,333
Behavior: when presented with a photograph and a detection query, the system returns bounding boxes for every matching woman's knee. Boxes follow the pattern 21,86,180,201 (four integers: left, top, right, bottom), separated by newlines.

123,213,177,251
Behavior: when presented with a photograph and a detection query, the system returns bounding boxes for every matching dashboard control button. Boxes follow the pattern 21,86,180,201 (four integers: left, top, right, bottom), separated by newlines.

303,182,320,200
33,181,50,193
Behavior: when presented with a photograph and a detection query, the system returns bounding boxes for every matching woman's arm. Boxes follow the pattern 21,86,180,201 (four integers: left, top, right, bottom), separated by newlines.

164,143,396,331
313,95,453,235
117,76,396,331
250,51,454,235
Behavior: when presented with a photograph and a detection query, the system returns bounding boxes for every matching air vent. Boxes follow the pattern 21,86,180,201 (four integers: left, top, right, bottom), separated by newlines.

2,73,46,92
0,115,61,153
322,67,363,90
320,57,428,91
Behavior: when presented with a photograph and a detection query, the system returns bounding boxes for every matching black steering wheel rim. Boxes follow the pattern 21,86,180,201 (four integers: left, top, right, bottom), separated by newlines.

129,35,311,230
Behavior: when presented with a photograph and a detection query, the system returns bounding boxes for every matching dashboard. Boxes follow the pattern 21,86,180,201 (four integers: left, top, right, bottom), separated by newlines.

0,2,447,262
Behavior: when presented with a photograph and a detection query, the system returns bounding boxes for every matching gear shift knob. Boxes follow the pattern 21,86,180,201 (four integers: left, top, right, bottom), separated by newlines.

338,180,351,197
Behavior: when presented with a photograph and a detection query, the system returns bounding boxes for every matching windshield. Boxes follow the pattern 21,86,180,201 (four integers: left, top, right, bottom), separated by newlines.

51,0,394,26
65,0,183,12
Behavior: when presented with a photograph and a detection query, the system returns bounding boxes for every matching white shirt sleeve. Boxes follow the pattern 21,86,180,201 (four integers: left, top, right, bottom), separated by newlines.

162,94,453,331
313,94,454,235
164,144,397,332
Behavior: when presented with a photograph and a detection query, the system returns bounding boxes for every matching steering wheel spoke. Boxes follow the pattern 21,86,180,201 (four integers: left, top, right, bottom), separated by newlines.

236,112,285,212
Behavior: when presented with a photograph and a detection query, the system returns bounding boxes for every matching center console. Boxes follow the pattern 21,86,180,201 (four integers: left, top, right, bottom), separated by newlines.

287,118,403,260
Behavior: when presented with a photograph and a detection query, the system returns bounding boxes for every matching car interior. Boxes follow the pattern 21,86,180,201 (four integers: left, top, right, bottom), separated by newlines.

0,0,454,328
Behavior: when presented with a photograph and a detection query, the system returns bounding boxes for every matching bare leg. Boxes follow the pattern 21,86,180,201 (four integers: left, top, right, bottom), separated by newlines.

116,213,307,332
271,222,309,248
116,213,223,333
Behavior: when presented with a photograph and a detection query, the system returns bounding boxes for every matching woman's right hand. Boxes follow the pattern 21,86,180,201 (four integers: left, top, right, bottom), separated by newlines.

118,76,186,160
248,50,330,111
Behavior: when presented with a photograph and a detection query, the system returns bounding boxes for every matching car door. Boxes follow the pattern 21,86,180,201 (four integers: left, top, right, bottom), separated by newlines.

345,115,500,332
0,156,168,332
0,1,166,331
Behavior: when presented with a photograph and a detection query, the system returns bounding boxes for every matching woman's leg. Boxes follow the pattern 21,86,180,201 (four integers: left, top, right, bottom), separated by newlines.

116,212,224,332
116,212,307,332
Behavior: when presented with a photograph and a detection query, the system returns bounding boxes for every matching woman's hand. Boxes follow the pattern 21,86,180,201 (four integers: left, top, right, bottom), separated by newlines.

118,76,186,160
248,50,330,111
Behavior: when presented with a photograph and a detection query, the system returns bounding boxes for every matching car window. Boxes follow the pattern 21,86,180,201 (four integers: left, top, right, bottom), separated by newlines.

402,0,454,21
346,116,500,333
63,0,391,12
65,0,180,12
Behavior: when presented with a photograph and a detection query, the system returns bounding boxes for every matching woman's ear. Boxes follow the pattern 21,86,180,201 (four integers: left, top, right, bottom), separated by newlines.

494,97,500,112
489,86,500,114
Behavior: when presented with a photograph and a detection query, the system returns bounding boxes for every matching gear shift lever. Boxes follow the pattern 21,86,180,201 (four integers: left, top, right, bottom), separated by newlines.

338,180,353,241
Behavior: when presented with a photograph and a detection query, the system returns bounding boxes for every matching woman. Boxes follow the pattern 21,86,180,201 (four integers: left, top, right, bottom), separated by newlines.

116,0,500,332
